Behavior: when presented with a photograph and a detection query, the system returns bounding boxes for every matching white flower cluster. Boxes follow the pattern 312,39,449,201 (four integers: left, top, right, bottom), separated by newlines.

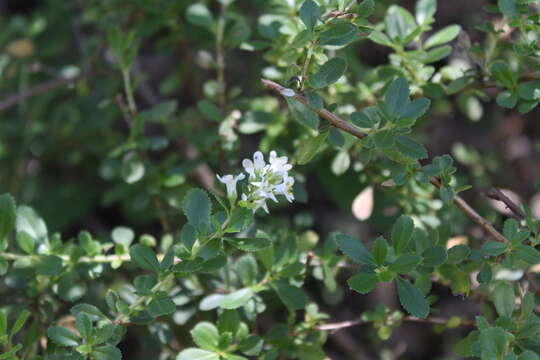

217,151,295,213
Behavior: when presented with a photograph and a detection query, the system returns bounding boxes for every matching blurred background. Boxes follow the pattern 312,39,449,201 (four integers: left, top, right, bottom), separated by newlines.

0,0,539,359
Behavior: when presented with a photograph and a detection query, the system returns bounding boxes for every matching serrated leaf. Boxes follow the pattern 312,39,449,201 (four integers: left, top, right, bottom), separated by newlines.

396,277,429,318
297,133,328,165
47,326,79,347
400,97,430,120
183,189,212,230
129,244,160,272
422,246,447,267
310,58,347,89
491,61,516,89
347,273,377,294
374,130,395,149
391,215,414,255
286,98,319,130
371,236,388,265
385,77,410,117
425,25,461,49
148,294,176,318
389,253,421,273
335,233,375,265
272,281,307,310
75,313,92,341
480,241,507,256
395,135,428,160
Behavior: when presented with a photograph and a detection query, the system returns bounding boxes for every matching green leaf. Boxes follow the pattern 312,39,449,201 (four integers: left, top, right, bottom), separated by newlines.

480,241,507,256
497,91,518,108
447,245,470,264
224,237,271,252
273,281,307,310
416,0,436,24
286,98,319,130
11,310,31,336
335,233,375,265
197,100,221,122
477,264,492,284
351,111,374,128
0,194,15,244
493,282,515,318
191,322,219,351
347,273,377,294
47,326,79,347
310,58,347,89
328,128,345,147
368,30,394,47
422,45,452,63
491,61,516,89
92,345,122,360
396,277,429,318
183,189,212,230
385,6,417,44
186,3,214,28
391,215,414,255
297,133,328,165
36,255,63,276
372,236,388,266
16,232,35,254
306,91,323,110
75,313,92,341
374,130,395,149
385,77,410,117
357,0,375,18
516,245,540,265
177,349,219,360
16,206,47,243
480,327,509,358
498,0,517,17
220,288,254,309
400,97,430,120
319,21,357,46
422,246,447,267
425,25,461,49
148,293,176,318
395,135,428,160
299,0,320,32
218,310,240,335
389,253,421,273
130,244,160,272
517,81,540,101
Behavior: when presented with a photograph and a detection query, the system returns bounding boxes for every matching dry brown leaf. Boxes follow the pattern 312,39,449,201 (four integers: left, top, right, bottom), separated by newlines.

351,186,374,221
446,236,468,249
6,39,34,58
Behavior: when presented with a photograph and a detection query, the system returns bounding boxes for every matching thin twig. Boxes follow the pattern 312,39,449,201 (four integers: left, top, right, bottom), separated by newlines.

0,72,88,112
486,187,526,220
261,78,508,244
317,315,476,333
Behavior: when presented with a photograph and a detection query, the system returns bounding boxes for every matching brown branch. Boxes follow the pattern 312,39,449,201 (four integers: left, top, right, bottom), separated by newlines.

317,316,476,333
0,72,88,112
486,187,526,220
261,78,509,244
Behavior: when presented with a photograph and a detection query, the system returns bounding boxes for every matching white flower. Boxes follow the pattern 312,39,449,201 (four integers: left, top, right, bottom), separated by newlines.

216,173,245,199
242,151,267,179
273,175,295,202
269,151,292,174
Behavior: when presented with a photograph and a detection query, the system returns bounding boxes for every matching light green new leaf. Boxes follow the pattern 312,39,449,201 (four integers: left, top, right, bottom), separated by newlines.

220,288,254,309
425,25,461,49
395,135,428,160
11,310,31,336
16,206,47,243
372,236,388,266
416,0,436,25
385,6,417,43
389,253,421,274
177,349,219,360
224,237,271,252
129,244,161,272
396,277,429,318
191,322,219,351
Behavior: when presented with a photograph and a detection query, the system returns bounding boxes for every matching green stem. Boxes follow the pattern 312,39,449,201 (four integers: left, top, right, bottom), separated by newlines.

122,68,137,114
216,3,227,112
